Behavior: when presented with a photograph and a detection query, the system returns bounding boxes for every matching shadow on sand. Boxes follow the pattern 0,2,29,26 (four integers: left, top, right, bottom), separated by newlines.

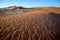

49,12,60,40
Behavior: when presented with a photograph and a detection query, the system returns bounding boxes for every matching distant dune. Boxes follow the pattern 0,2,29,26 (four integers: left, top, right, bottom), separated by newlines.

0,7,60,14
0,7,60,40
29,7,60,13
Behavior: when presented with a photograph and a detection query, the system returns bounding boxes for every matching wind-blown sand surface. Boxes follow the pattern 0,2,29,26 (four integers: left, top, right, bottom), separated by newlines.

0,7,60,40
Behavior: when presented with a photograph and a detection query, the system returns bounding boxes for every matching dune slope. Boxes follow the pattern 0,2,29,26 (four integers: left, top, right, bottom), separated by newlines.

0,7,60,40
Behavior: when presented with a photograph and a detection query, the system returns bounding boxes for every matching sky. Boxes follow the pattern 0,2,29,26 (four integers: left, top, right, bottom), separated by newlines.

0,0,60,8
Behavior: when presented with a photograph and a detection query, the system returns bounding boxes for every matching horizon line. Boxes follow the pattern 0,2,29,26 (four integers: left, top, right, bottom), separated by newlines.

0,5,60,8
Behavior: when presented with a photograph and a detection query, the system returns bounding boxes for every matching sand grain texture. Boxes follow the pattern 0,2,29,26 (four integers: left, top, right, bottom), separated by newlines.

0,8,60,40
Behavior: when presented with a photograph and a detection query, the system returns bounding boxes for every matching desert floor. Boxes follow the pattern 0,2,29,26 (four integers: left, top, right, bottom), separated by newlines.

0,7,60,40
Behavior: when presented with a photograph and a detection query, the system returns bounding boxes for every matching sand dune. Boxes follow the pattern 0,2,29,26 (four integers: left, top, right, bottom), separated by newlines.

0,7,60,40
